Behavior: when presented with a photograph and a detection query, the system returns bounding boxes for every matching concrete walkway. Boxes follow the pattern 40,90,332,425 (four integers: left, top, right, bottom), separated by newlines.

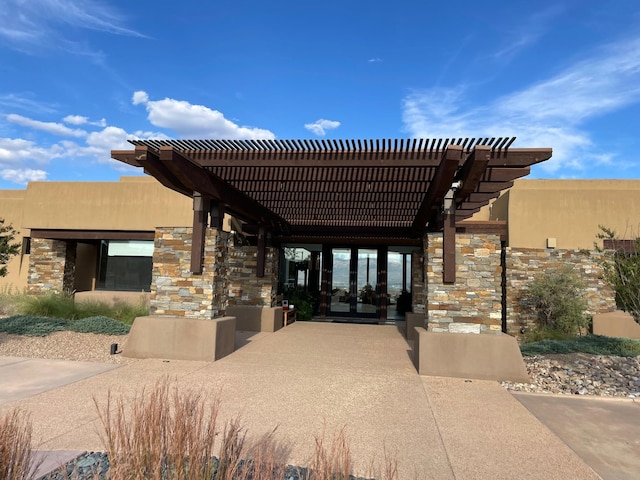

0,322,606,479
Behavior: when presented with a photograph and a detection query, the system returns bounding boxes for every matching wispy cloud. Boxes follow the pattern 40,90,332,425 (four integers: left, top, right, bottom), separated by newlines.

368,58,383,63
304,119,341,136
0,0,145,55
0,94,57,114
402,35,640,174
7,114,87,138
132,90,276,140
490,5,564,62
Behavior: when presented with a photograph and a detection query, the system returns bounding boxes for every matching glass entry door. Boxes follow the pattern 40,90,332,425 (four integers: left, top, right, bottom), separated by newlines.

329,247,378,317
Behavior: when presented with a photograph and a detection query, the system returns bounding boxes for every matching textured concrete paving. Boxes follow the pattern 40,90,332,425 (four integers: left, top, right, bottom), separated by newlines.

0,322,604,479
0,356,118,405
515,392,640,480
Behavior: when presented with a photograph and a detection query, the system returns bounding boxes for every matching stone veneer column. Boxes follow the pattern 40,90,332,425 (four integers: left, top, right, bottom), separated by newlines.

505,248,616,336
426,233,503,333
226,245,279,306
27,238,77,294
411,248,426,314
150,227,229,319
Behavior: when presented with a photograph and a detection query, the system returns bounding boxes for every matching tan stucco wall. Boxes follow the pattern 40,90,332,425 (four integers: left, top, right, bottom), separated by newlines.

492,180,640,249
0,176,233,292
0,190,29,290
22,176,193,231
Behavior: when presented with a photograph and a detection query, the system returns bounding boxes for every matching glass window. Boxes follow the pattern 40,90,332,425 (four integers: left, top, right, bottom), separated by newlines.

97,240,153,292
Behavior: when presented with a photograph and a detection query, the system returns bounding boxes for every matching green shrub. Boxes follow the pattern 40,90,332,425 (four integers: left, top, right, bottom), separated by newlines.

283,287,316,321
69,316,131,335
521,326,574,344
521,334,640,357
595,226,640,322
0,315,69,336
522,267,589,336
18,292,77,319
16,292,147,325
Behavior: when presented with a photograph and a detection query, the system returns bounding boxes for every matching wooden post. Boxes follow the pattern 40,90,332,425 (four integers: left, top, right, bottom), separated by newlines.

191,193,207,274
210,201,225,230
443,187,456,284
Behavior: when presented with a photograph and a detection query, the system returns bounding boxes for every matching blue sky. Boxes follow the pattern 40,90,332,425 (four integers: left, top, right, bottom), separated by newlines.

0,0,639,188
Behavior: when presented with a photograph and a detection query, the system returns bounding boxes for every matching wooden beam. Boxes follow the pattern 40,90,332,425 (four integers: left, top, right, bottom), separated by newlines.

455,221,508,242
481,167,530,182
412,145,464,231
182,147,551,169
111,151,142,167
30,229,154,241
158,147,290,233
191,193,207,274
456,146,491,202
135,146,192,197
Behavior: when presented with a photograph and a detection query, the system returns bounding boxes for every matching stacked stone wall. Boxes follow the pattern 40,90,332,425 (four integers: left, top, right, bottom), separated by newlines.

150,227,229,319
506,248,616,335
411,249,425,314
227,245,279,307
27,239,76,294
426,233,503,334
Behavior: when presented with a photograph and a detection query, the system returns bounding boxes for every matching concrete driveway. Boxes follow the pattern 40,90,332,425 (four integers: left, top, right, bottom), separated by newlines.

1,322,632,479
515,392,640,480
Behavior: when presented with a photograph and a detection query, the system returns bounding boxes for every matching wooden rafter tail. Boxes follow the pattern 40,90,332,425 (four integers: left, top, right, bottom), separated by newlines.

412,145,463,231
455,145,491,203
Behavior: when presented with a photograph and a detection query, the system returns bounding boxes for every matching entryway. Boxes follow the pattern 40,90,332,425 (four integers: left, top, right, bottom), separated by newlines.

280,245,413,323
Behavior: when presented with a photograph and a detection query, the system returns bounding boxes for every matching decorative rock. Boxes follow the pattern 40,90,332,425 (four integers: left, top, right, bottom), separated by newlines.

502,353,640,398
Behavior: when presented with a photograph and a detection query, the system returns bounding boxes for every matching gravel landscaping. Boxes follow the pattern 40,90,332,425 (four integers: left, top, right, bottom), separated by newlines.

503,353,640,398
0,331,135,364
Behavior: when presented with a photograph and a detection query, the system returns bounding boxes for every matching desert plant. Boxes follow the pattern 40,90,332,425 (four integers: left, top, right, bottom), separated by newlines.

0,285,25,316
0,409,41,480
523,267,589,336
16,292,147,326
309,426,352,480
0,315,69,336
0,218,20,278
595,226,640,322
18,292,77,319
521,334,640,357
69,316,131,335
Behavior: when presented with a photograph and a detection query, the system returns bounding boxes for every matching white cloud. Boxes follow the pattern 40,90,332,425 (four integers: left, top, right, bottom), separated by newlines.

132,91,149,106
63,115,107,127
304,119,341,136
132,90,276,139
7,114,87,138
63,115,88,125
368,58,383,63
402,36,640,174
1,168,47,184
0,137,64,164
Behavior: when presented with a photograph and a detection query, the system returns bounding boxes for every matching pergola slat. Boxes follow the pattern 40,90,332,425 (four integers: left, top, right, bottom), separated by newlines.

112,138,551,255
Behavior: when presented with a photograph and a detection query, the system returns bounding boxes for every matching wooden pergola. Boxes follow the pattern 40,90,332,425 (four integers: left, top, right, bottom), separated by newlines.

111,137,551,284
